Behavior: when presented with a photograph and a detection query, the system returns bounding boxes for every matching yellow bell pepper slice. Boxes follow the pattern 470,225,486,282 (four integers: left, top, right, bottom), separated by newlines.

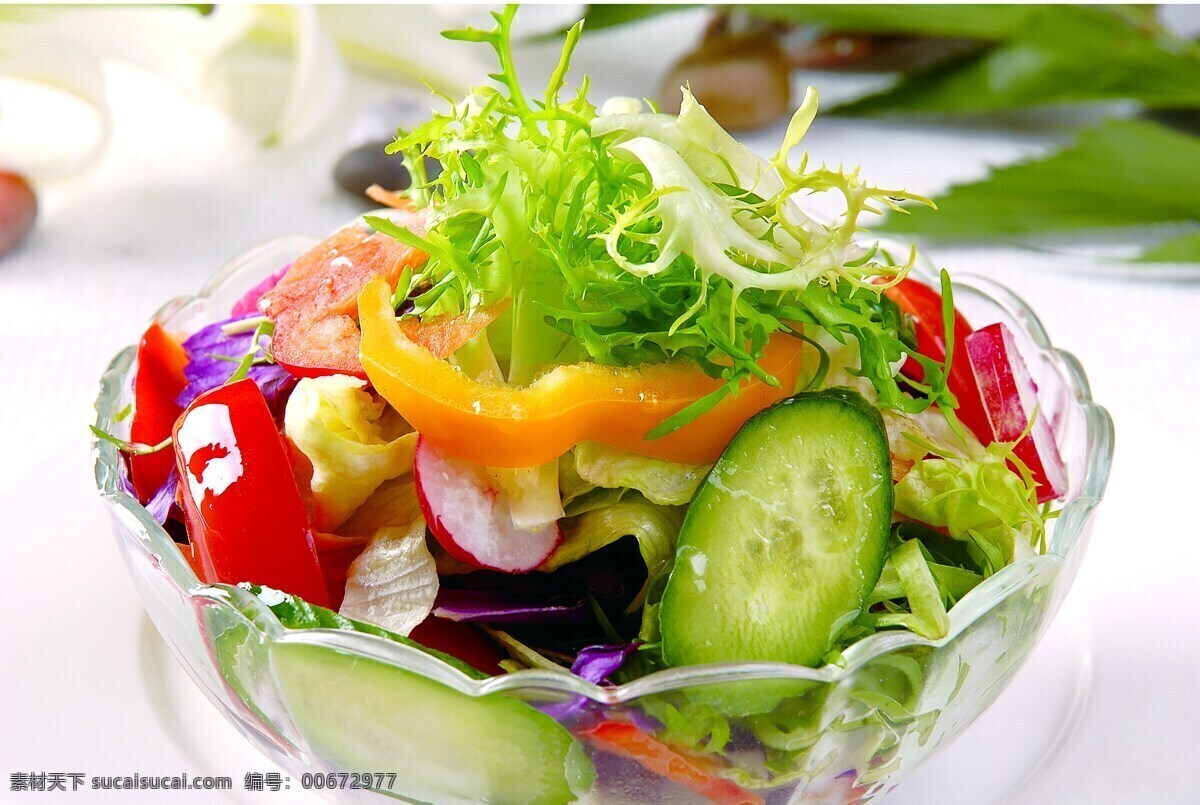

358,276,804,468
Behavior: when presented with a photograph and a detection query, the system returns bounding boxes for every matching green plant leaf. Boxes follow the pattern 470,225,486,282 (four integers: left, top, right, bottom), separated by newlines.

1137,231,1200,263
881,118,1200,239
577,3,695,33
838,6,1200,115
742,4,1039,41
569,3,1041,45
570,4,1044,41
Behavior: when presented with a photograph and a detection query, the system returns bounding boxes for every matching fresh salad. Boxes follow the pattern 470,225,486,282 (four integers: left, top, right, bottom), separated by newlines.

99,7,1067,802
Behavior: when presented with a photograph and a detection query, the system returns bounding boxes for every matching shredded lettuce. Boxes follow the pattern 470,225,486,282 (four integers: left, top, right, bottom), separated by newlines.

542,494,684,606
860,539,952,640
338,473,423,537
339,518,439,637
487,462,564,532
557,452,597,513
572,442,709,506
284,376,416,531
884,406,984,466
745,686,830,755
893,436,1046,576
639,697,733,756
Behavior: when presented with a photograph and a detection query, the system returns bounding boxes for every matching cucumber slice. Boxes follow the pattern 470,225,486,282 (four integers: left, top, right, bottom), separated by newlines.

659,389,892,669
271,643,594,804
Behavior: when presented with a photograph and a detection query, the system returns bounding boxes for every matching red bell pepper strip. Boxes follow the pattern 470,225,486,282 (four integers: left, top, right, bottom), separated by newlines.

578,720,763,805
311,531,368,611
172,379,329,606
130,323,189,502
884,278,992,446
410,617,506,677
966,323,1066,502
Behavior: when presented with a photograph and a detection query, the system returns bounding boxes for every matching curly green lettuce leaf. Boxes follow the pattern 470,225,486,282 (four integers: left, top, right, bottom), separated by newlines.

572,442,709,506
284,375,416,531
594,87,929,292
377,6,952,434
894,438,1046,576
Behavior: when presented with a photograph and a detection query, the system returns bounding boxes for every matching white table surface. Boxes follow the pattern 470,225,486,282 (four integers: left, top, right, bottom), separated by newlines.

2,8,1198,803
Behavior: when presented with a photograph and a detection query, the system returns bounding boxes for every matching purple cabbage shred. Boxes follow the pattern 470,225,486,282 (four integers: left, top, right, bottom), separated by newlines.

230,264,289,317
432,586,590,625
144,467,179,525
175,314,296,410
570,643,638,685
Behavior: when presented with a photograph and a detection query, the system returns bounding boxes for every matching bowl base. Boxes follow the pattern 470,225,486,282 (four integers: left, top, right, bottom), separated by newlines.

878,586,1093,804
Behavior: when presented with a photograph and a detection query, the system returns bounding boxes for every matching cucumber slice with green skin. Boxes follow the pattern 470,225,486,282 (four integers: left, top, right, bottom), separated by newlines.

659,389,893,669
271,643,595,804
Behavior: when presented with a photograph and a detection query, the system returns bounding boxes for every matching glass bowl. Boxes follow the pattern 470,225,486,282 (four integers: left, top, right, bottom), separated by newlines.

93,235,1113,804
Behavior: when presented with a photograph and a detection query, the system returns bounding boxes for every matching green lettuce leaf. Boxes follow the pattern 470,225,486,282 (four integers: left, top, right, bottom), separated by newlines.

237,583,486,680
573,442,709,506
860,539,951,640
893,441,1046,576
284,376,416,531
541,494,684,604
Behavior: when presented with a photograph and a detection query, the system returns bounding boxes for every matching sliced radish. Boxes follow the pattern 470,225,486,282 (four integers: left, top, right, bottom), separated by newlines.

414,437,562,573
965,323,1066,503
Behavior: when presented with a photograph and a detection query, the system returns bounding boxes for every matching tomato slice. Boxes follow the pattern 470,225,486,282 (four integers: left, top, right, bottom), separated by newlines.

259,213,427,378
578,720,763,805
397,300,511,360
173,379,328,606
130,323,189,502
884,278,992,445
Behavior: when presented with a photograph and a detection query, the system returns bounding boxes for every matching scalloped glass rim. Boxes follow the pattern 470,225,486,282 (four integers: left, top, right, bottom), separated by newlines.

92,234,1114,705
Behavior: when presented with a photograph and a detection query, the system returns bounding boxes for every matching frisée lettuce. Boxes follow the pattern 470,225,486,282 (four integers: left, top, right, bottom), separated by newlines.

369,5,951,432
